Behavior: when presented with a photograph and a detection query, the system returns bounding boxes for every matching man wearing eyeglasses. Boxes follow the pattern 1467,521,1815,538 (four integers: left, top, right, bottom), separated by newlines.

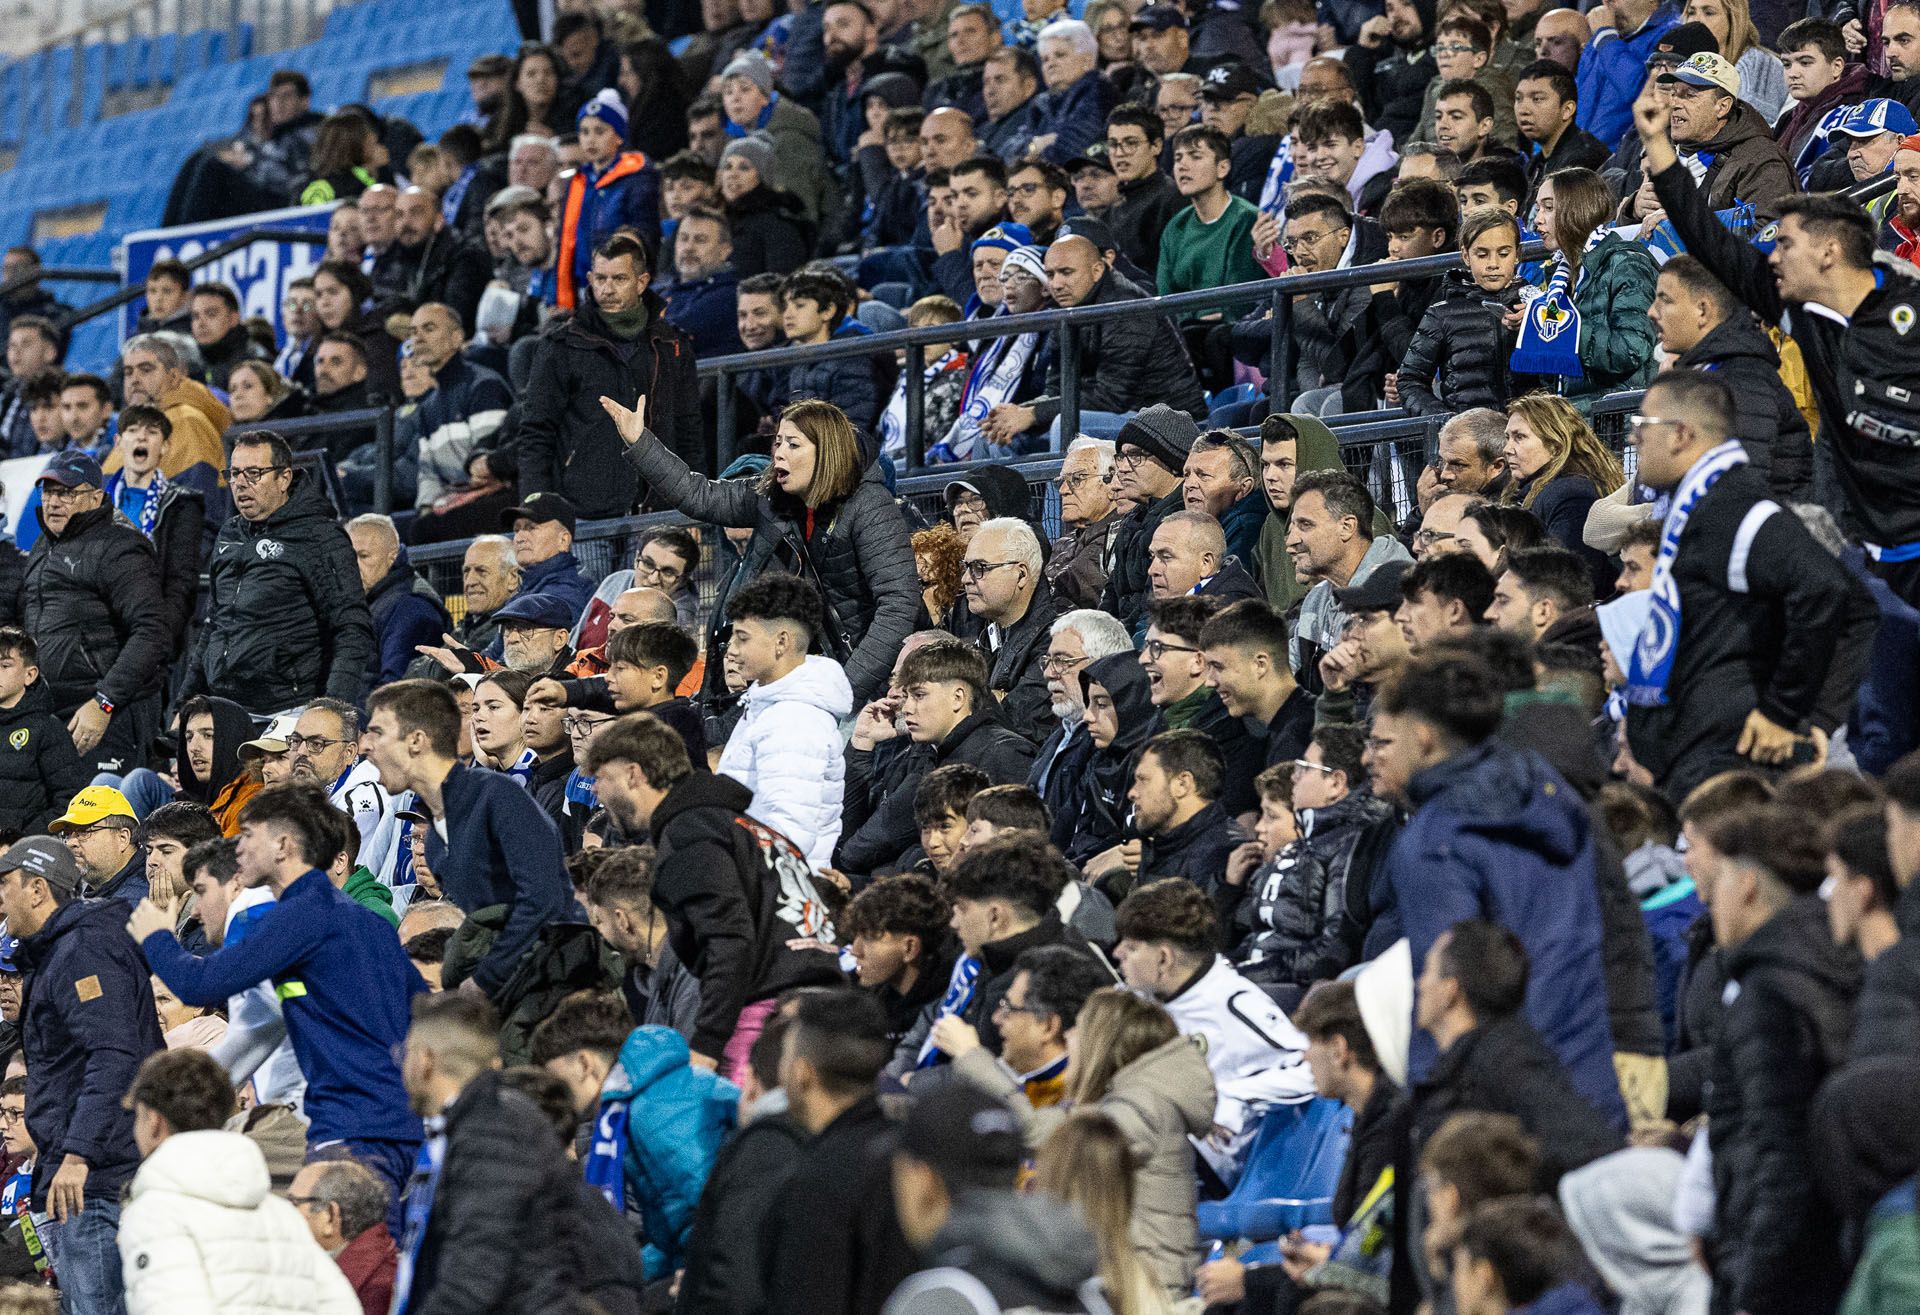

1102,105,1182,278
1043,437,1119,609
184,432,375,717
21,450,170,774
51,787,149,907
965,518,1059,743
288,698,397,881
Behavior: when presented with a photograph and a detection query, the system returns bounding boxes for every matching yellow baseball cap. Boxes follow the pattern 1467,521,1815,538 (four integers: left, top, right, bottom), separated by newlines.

49,786,137,833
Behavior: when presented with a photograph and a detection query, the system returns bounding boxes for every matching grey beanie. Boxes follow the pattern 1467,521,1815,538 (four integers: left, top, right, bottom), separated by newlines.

721,133,776,184
1115,403,1201,474
720,51,776,98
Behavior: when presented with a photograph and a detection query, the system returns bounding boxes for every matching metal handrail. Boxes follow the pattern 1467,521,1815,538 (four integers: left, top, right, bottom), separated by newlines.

0,267,121,312
699,242,1550,467
59,223,332,328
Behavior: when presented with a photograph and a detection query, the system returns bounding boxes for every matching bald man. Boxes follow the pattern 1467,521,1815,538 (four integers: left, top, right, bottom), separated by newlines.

1415,493,1475,559
995,236,1208,447
349,513,452,684
407,302,512,513
1147,511,1261,602
921,106,980,172
395,186,492,335
1534,8,1587,72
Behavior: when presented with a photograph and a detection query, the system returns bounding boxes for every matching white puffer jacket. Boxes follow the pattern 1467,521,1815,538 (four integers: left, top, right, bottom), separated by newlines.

117,1130,362,1315
716,654,854,869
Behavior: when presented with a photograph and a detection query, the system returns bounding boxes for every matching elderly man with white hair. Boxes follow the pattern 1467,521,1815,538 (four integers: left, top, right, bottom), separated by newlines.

1030,18,1117,164
507,133,561,193
1046,435,1120,608
1029,607,1135,842
964,515,1061,741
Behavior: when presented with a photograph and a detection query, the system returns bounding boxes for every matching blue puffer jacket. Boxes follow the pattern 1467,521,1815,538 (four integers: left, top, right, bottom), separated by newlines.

601,1026,739,1279
1387,739,1626,1130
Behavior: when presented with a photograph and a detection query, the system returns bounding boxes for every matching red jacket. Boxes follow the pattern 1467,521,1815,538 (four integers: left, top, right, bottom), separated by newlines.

336,1221,397,1315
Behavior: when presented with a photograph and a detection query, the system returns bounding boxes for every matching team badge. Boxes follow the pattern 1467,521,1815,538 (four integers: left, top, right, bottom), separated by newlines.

1895,305,1916,336
7,730,25,750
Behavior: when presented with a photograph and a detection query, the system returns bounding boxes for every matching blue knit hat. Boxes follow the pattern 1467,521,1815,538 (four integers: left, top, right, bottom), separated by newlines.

970,222,1033,256
578,88,629,140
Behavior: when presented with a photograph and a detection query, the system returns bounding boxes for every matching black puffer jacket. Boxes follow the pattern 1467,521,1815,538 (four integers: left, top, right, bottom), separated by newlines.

1221,788,1395,987
982,574,1060,746
675,1110,807,1315
1707,896,1859,1315
837,708,1037,875
1027,268,1208,430
1674,313,1813,501
21,503,170,715
186,471,376,715
724,185,814,277
407,1070,585,1315
0,680,88,836
514,294,703,520
1099,486,1184,631
624,433,918,704
1397,270,1532,416
147,481,208,655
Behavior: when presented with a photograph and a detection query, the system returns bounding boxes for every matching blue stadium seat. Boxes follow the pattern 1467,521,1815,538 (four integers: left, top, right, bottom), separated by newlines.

1196,1098,1354,1242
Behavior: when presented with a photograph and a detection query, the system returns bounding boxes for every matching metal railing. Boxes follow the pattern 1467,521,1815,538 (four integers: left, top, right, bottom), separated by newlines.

59,222,331,328
696,243,1551,471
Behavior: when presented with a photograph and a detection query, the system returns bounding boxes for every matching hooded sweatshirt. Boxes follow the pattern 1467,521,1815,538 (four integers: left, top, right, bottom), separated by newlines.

716,654,856,870
884,1190,1107,1315
1559,1147,1712,1315
1253,412,1344,613
1070,653,1158,864
178,695,260,832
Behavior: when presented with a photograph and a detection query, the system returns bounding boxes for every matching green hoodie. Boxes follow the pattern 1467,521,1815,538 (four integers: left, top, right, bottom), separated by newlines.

342,865,399,929
1254,413,1346,615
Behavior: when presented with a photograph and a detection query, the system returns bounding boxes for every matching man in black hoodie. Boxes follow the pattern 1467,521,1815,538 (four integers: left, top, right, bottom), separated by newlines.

838,642,1035,878
1698,803,1858,1315
185,433,376,716
2,835,163,1313
506,232,702,519
584,712,844,1073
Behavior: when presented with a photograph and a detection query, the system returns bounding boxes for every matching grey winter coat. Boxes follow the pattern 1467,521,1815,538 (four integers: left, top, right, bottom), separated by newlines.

623,431,918,703
955,1033,1216,1293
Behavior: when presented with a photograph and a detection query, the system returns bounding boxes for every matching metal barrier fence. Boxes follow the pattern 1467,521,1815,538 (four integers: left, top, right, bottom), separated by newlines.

406,389,1647,619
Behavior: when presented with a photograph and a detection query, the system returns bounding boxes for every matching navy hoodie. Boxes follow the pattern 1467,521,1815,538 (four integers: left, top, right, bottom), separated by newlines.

20,898,164,1206
142,869,426,1147
425,760,578,996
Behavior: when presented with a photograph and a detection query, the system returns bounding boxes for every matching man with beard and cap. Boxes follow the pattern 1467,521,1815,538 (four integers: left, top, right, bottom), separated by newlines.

1099,404,1201,634
1344,0,1439,146
1252,412,1347,614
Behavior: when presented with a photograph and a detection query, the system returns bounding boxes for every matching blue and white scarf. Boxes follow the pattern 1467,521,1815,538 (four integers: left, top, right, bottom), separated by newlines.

930,316,1040,463
915,953,982,1068
1258,134,1295,214
584,1097,630,1211
506,746,537,787
1512,228,1611,378
391,1119,448,1315
1626,439,1749,707
105,468,168,539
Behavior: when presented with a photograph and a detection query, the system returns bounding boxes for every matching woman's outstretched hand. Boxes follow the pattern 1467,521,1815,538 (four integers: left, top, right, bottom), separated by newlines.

599,394,648,446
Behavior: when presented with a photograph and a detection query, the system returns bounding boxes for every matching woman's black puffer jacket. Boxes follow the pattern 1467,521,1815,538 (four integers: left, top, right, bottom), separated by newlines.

624,430,918,703
1397,270,1534,416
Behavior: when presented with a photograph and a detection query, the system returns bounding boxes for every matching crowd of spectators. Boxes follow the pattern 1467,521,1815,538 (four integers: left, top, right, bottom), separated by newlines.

3,0,1920,1311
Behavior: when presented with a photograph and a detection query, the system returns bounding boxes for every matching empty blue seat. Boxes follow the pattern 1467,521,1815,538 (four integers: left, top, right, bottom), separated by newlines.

1196,1098,1353,1243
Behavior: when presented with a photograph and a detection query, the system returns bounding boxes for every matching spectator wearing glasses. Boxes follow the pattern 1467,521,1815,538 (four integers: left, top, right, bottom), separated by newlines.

1141,596,1260,818
965,518,1060,743
1102,105,1182,277
1045,437,1120,611
21,450,170,775
53,787,149,907
184,433,375,716
574,526,703,654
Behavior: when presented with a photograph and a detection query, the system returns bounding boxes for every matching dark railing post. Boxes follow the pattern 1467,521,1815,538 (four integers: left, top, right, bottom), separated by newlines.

1058,326,1079,451
715,379,738,473
1267,287,1288,407
904,343,925,472
373,407,394,514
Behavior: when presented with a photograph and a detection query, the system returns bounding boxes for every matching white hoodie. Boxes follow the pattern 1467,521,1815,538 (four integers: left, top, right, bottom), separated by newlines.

117,1130,362,1315
717,654,855,869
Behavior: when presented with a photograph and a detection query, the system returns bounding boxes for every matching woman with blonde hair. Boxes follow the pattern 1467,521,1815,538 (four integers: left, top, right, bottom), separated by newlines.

1504,392,1625,583
1032,1112,1174,1315
1682,0,1788,123
954,985,1216,1295
1533,168,1658,410
602,394,920,704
